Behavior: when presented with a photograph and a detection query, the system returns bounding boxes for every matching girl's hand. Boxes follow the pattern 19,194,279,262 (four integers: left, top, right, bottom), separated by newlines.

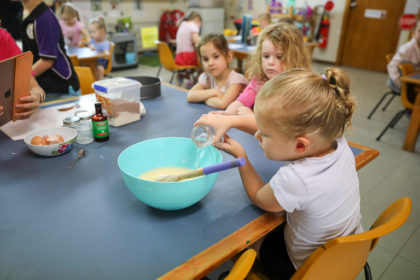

236,106,254,115
214,134,247,158
195,113,232,144
0,105,4,117
209,110,234,115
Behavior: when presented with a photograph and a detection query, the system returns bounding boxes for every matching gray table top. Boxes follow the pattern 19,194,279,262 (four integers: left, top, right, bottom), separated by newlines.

0,84,364,280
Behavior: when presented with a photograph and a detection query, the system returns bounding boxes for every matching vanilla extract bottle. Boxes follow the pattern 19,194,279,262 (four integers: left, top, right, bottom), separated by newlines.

92,102,109,142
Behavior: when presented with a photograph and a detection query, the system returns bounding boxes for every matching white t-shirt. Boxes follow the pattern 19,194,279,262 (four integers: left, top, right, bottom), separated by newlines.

176,21,199,53
387,38,420,88
198,70,248,93
269,136,363,269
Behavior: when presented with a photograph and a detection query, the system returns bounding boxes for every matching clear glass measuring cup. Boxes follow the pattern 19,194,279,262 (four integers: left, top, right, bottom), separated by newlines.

191,125,215,148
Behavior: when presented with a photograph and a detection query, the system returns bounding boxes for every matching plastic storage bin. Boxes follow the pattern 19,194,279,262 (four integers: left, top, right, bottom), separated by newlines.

93,77,141,127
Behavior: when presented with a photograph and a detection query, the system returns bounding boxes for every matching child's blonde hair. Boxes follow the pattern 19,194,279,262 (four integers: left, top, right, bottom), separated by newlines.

60,3,81,21
89,17,106,32
184,11,202,22
246,22,311,80
197,33,230,59
255,67,355,141
257,12,271,24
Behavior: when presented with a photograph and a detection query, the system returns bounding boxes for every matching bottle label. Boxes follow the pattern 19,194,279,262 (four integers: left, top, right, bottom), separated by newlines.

92,120,109,138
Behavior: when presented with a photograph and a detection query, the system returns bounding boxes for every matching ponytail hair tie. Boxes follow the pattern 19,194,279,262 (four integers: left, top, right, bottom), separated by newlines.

321,74,327,80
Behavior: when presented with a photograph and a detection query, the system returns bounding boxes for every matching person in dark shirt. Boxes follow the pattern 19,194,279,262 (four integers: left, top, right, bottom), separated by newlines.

19,0,80,101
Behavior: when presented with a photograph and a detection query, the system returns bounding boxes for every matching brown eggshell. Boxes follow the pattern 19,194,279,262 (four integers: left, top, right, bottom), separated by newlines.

31,136,44,145
47,134,65,144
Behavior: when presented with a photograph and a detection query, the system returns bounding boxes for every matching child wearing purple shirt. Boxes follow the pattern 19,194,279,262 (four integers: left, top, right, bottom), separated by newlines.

20,0,80,99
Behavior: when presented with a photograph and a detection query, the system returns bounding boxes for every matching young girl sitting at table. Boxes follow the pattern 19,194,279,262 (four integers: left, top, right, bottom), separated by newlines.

187,34,248,109
88,17,110,80
215,68,362,279
59,3,90,47
195,22,311,142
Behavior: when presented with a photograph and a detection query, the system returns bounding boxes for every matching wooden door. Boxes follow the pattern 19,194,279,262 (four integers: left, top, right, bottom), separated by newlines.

338,0,406,71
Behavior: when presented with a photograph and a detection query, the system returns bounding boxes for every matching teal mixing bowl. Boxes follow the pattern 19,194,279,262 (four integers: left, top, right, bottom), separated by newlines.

118,137,222,210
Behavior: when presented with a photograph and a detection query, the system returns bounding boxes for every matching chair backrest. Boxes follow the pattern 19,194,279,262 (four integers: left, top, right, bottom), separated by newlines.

74,66,95,95
369,197,412,251
156,41,177,71
398,63,416,110
224,249,257,280
385,53,394,64
104,42,114,75
291,197,412,280
69,55,79,66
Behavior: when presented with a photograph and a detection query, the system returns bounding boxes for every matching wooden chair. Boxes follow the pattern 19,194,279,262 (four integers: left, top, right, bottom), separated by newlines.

247,197,411,280
104,42,115,77
74,66,95,95
156,41,197,84
216,249,257,280
69,55,79,66
368,53,400,119
376,63,416,141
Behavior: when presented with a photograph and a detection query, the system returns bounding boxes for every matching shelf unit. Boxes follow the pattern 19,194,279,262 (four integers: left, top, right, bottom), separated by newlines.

267,6,317,42
110,33,138,70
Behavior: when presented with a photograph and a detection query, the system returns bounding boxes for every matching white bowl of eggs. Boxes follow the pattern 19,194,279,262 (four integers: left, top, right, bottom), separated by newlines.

24,127,78,157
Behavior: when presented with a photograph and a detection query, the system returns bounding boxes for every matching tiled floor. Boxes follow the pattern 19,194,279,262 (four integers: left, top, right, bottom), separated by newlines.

112,60,420,279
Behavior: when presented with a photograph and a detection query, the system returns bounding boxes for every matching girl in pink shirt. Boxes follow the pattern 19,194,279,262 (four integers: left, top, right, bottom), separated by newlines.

187,34,248,109
175,12,202,66
59,3,90,47
195,22,311,142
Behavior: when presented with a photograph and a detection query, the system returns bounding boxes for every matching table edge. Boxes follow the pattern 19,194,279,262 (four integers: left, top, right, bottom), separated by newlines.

158,212,286,280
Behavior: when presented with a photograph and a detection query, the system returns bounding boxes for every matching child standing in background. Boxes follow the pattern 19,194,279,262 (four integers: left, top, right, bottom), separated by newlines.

215,68,362,279
187,34,248,109
88,17,110,80
195,22,311,142
59,3,90,47
175,11,202,66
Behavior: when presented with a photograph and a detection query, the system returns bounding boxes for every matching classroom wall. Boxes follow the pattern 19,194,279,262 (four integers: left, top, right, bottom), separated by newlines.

230,0,420,64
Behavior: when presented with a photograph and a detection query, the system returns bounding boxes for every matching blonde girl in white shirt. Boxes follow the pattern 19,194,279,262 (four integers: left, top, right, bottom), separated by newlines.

187,33,248,109
215,67,362,279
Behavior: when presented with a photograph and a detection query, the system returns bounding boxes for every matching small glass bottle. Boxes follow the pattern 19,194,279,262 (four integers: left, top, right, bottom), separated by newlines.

191,125,215,148
63,115,80,129
92,102,109,142
76,112,94,144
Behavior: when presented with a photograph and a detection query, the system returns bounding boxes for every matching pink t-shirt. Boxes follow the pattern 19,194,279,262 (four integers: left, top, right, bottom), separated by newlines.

198,70,248,93
59,20,85,47
176,21,199,53
0,28,22,61
236,76,266,108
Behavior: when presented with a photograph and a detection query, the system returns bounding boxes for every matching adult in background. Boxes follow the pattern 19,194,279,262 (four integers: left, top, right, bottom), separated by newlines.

387,20,420,103
19,0,80,101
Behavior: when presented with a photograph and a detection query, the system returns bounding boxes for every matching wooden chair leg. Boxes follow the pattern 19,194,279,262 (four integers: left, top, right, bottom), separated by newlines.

157,66,162,77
